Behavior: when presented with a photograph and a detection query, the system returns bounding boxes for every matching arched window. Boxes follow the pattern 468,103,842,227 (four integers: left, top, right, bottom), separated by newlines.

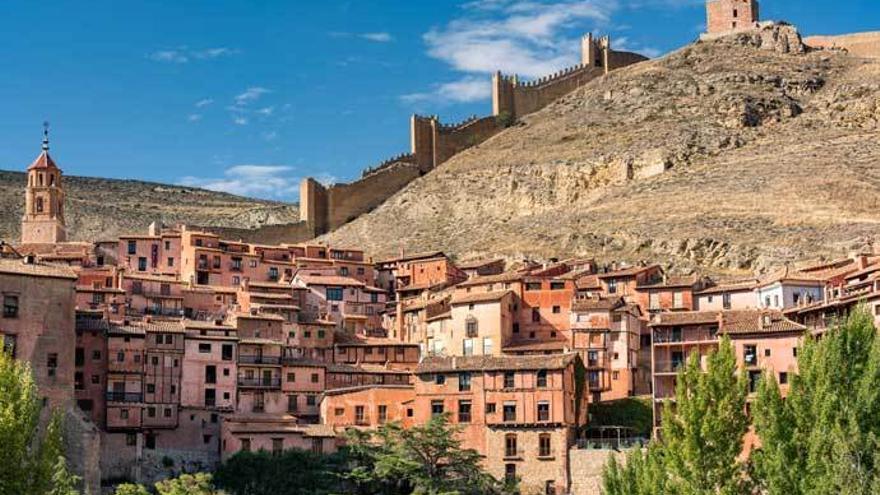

38,173,44,186
36,197,44,213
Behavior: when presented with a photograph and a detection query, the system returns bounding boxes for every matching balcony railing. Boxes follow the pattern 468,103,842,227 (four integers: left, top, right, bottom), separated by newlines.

239,355,281,365
237,377,281,388
106,392,143,402
654,360,686,373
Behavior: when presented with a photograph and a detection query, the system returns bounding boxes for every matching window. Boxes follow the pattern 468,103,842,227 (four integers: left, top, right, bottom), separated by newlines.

458,372,471,392
431,400,444,417
512,323,519,334
3,295,18,318
607,278,617,294
525,282,541,291
505,434,518,457
550,281,565,290
120,409,129,420
204,389,216,407
552,305,561,314
539,434,552,457
117,351,125,362
434,374,446,385
545,480,556,495
793,347,798,357
723,292,732,310
222,344,233,361
326,287,343,301
407,408,414,417
268,267,279,280
288,395,298,412
198,343,211,353
306,395,316,406
131,281,143,294
764,296,771,307
483,337,493,355
532,308,540,322
503,403,516,422
461,338,473,356
206,365,217,384
779,372,789,384
504,372,515,389
458,400,472,423
127,240,137,254
75,347,85,367
612,371,619,380
138,257,147,271
744,345,757,366
340,267,349,276
287,372,296,382
91,374,100,384
311,373,319,383
505,464,516,482
355,405,366,424
378,405,388,424
126,433,136,446
164,408,172,418
272,438,283,455
537,401,550,421
91,350,101,361
764,348,771,357
486,402,496,414
465,317,478,337
146,383,155,393
74,372,84,390
334,407,344,416
537,369,548,388
47,353,58,377
318,330,326,339
241,438,251,452
773,295,779,307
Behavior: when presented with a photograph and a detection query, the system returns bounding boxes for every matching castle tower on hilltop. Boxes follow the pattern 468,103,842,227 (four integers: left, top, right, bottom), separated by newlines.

21,123,67,245
706,0,759,34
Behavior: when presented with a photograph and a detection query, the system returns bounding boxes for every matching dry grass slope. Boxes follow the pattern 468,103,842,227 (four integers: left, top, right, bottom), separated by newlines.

323,30,880,274
0,170,298,242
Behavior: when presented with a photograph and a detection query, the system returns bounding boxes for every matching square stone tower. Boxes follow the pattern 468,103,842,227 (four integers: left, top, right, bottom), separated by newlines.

706,0,759,34
21,126,67,245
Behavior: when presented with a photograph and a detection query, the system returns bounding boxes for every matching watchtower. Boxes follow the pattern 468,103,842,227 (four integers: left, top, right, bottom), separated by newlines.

21,123,67,245
706,0,759,34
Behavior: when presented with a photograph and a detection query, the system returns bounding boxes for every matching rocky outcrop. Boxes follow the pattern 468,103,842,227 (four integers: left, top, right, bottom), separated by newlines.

323,32,880,274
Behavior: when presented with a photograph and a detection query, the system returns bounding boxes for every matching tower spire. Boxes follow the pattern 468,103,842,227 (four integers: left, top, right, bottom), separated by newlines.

42,121,50,152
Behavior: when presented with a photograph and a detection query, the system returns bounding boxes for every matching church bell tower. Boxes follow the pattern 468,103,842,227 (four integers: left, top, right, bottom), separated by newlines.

21,123,67,245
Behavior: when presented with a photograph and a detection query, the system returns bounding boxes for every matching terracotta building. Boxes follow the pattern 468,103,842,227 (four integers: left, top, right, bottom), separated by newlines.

414,354,588,495
320,384,415,429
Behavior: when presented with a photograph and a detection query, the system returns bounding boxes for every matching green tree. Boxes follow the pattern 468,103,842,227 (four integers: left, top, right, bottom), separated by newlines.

112,484,150,495
345,415,514,495
603,336,749,495
752,307,880,494
115,473,224,495
0,350,79,495
214,448,344,495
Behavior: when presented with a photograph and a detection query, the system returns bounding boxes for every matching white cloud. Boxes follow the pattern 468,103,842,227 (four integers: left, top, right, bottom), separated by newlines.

257,106,275,116
422,0,611,78
234,87,271,105
233,116,248,126
178,165,300,200
195,98,214,108
149,47,238,64
361,32,393,42
262,130,279,141
187,114,202,122
401,76,492,104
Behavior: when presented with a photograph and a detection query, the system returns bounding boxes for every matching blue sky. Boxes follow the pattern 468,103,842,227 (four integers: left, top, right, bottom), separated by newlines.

0,0,874,202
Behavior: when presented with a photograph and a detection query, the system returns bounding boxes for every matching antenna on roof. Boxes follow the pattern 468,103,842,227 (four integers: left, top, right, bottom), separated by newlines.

42,121,50,152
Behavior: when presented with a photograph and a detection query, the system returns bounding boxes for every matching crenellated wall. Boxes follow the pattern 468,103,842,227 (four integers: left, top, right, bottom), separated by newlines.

297,32,648,239
493,34,648,119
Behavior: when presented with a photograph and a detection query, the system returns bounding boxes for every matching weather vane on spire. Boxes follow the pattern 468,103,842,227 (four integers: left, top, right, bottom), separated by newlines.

42,121,50,151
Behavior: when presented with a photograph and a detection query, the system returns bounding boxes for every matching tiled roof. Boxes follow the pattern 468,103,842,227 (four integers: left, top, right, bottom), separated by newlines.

296,274,365,287
326,363,412,374
426,311,451,322
758,266,825,287
571,296,625,312
502,340,570,352
182,320,236,330
597,264,659,279
377,251,445,265
225,416,336,437
458,271,525,287
575,274,601,290
650,311,720,327
695,279,758,295
122,273,182,283
637,275,699,289
721,310,805,335
450,290,512,306
76,318,110,332
27,150,60,171
0,258,77,280
322,384,413,396
417,353,579,374
234,312,286,321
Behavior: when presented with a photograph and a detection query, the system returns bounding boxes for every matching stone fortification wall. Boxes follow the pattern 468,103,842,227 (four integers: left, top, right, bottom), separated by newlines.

569,448,630,495
805,31,880,59
195,220,316,245
297,32,648,240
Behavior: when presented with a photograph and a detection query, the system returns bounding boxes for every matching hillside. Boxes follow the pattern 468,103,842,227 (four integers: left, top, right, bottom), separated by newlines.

0,170,298,242
322,26,880,274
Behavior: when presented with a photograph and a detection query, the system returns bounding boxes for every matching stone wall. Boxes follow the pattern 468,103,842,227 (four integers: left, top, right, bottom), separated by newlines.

805,31,880,59
569,448,630,495
65,408,102,495
194,221,316,246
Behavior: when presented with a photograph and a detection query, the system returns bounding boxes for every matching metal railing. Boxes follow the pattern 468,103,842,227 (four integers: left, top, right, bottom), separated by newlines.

237,377,281,388
654,360,686,373
239,355,281,365
577,437,648,450
106,392,143,402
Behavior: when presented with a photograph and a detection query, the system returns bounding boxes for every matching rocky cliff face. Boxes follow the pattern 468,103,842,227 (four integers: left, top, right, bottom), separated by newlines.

0,170,298,242
323,26,880,274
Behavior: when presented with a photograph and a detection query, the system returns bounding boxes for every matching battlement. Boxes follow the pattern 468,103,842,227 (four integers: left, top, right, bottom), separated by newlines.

299,32,648,240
